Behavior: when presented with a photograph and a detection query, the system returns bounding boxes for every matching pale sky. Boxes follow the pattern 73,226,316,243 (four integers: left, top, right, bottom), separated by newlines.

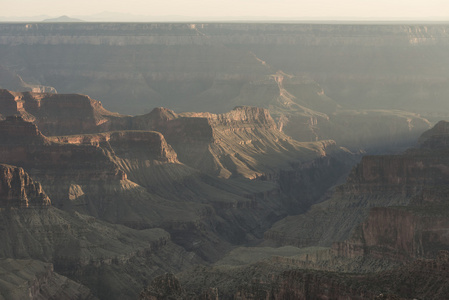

1,0,449,20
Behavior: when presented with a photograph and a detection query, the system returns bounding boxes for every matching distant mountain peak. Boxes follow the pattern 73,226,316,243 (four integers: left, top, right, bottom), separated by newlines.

42,15,84,23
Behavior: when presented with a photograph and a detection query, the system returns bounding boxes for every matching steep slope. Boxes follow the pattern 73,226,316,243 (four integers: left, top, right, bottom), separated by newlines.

137,123,449,299
0,163,203,300
49,129,277,260
265,120,449,257
172,250,449,299
0,163,50,208
332,121,449,262
49,129,349,261
0,109,352,265
0,116,211,242
0,259,97,300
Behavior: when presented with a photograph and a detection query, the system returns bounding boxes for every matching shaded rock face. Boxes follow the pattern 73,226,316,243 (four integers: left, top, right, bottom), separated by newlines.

140,273,219,300
333,204,449,261
0,259,98,300
0,115,42,141
337,151,449,199
139,273,186,300
0,163,203,300
234,269,376,300
264,120,449,254
330,127,449,267
0,164,50,208
0,116,130,215
182,251,449,300
418,120,449,149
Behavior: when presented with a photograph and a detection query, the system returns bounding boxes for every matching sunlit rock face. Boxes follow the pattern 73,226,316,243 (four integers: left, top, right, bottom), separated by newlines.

0,164,50,208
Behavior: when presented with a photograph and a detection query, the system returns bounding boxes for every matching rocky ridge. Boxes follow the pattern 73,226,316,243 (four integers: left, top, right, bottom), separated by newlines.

0,163,204,300
0,89,341,179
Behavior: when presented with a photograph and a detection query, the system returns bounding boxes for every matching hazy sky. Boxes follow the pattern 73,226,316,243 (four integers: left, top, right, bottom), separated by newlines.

2,0,449,20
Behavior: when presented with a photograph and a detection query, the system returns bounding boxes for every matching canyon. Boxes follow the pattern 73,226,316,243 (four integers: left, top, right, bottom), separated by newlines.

0,22,449,299
0,23,440,151
164,116,449,299
1,88,448,299
0,88,355,298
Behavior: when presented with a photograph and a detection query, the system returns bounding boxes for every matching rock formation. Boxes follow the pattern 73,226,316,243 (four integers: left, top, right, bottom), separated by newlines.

0,89,346,178
0,93,355,267
0,23,440,153
0,22,447,298
0,259,97,300
265,119,449,271
0,89,122,135
131,106,337,179
0,163,204,300
0,163,50,208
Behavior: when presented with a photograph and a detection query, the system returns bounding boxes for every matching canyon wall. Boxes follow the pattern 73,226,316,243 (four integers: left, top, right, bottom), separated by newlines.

0,23,439,152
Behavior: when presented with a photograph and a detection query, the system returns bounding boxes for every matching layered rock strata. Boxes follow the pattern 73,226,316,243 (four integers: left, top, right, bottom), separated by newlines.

0,259,97,300
265,120,449,266
0,164,203,300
